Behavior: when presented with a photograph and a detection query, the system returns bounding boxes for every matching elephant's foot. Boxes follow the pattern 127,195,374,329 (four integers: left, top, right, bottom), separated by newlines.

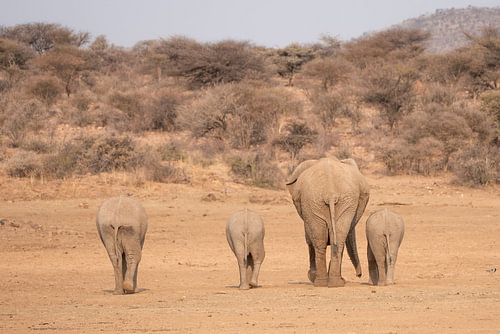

249,281,260,288
239,283,250,290
307,270,317,283
113,288,124,295
328,276,345,287
378,280,393,286
313,277,328,287
123,281,135,294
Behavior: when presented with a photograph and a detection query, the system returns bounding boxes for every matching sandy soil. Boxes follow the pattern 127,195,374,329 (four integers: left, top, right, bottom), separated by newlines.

1,173,499,333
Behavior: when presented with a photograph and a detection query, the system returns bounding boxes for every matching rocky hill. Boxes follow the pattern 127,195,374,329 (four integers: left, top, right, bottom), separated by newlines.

395,6,500,53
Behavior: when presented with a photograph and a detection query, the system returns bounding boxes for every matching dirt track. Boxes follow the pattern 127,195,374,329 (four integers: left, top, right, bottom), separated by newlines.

1,174,499,333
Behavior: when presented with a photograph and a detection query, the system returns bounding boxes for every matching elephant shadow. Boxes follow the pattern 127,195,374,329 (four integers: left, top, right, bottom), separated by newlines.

287,280,313,285
102,288,149,294
288,280,367,287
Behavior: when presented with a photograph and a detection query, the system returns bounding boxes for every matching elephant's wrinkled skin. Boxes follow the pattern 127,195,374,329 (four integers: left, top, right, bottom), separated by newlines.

96,197,148,294
366,209,404,286
226,209,265,290
286,157,369,287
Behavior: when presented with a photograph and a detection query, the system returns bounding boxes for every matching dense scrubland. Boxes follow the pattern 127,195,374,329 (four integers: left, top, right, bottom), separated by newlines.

0,20,499,190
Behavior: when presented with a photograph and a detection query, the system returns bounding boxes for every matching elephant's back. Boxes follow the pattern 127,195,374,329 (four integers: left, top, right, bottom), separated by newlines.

97,196,148,230
226,209,264,235
366,209,403,234
298,158,365,198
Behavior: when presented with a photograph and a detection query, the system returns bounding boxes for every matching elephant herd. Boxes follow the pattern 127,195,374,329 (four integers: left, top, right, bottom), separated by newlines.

96,157,405,294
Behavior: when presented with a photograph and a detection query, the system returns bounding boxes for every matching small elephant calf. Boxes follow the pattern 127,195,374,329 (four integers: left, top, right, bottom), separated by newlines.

366,209,404,286
96,196,148,294
226,209,265,290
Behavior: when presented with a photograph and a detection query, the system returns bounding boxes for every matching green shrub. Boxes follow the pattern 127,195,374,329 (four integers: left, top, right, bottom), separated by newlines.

41,134,138,178
157,141,186,161
452,145,499,186
179,82,302,149
1,99,46,147
42,136,95,178
6,151,43,178
144,162,190,184
144,94,179,131
19,136,53,153
273,122,317,162
228,151,284,189
379,137,445,175
480,90,500,124
29,76,62,106
87,134,138,173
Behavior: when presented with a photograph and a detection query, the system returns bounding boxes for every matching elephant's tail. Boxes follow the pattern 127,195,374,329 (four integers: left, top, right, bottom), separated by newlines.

346,228,362,277
327,199,337,263
384,234,393,266
243,209,249,267
112,197,123,270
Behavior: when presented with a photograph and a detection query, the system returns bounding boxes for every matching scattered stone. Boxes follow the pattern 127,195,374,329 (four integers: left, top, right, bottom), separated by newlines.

79,202,89,209
201,193,217,202
29,222,43,231
9,221,20,228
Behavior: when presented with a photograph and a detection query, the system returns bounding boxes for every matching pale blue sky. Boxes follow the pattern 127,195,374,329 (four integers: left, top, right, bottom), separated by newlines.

1,0,499,47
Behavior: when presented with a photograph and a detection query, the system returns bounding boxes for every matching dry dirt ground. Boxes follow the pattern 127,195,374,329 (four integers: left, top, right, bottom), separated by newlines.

1,172,499,333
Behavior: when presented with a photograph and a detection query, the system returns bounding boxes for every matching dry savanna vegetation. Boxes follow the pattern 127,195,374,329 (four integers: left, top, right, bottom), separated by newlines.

0,22,499,187
0,17,500,333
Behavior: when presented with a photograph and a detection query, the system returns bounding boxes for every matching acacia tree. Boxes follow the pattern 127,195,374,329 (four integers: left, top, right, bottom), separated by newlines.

179,82,302,149
0,38,33,84
310,90,361,133
34,45,89,96
273,122,317,163
456,27,500,95
344,28,429,69
89,35,127,74
0,38,33,69
133,39,169,82
0,23,89,54
29,76,62,107
150,37,268,89
302,56,354,90
363,62,418,130
273,43,315,86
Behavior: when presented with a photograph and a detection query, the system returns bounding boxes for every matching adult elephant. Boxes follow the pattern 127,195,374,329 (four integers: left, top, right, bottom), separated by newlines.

286,157,369,287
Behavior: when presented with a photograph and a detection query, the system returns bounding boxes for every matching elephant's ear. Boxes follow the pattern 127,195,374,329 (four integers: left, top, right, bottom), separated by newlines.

285,160,318,185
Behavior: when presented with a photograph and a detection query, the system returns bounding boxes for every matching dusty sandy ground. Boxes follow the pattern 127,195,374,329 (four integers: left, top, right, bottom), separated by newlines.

1,173,499,333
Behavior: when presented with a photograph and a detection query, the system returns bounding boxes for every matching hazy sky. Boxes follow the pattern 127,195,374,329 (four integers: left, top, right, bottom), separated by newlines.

1,0,499,47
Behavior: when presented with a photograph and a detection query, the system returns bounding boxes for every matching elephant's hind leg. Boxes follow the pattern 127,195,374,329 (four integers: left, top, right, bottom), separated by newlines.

248,242,265,288
373,247,387,285
307,242,317,283
120,227,142,294
386,240,399,285
303,214,328,287
328,206,356,287
246,254,254,286
100,226,124,294
232,240,250,290
367,243,378,285
313,246,328,287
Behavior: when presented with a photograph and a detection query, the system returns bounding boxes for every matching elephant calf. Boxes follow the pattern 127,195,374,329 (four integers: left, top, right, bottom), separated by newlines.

366,209,404,286
226,209,265,290
96,196,148,294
